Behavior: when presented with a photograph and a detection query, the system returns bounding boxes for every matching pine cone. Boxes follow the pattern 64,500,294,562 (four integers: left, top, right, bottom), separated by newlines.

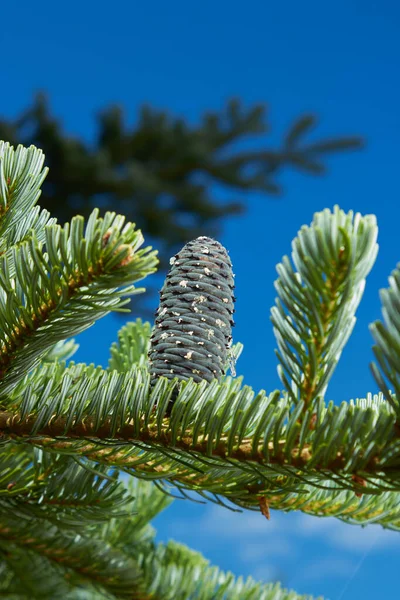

149,236,235,390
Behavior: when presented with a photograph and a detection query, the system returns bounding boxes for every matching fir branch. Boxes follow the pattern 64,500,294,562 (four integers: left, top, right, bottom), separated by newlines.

0,142,396,600
0,142,57,279
0,547,77,599
108,318,152,372
138,540,320,600
370,263,400,417
0,444,135,527
42,337,80,363
1,361,400,527
101,478,172,549
0,142,53,249
0,511,145,599
0,209,157,394
0,477,319,600
271,206,378,407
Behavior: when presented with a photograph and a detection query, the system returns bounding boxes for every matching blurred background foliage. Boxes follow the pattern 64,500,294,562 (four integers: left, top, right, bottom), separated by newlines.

0,92,362,313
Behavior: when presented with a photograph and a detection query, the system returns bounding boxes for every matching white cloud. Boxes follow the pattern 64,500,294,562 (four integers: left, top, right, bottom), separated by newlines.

158,498,400,593
294,557,355,582
294,513,400,552
163,501,400,558
239,538,293,562
249,564,279,583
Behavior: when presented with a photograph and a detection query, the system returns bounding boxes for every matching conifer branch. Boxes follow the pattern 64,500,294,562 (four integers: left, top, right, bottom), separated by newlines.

0,209,157,394
271,207,378,408
0,470,317,600
0,141,53,249
139,540,319,600
370,263,400,418
1,363,400,529
2,139,400,600
0,513,145,599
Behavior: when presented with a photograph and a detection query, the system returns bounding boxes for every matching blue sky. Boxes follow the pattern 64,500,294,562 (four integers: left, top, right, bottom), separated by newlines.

1,1,400,598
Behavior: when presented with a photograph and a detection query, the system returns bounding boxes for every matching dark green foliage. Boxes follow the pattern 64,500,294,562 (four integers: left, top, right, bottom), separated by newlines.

149,237,235,387
0,445,314,599
0,93,362,262
0,94,362,317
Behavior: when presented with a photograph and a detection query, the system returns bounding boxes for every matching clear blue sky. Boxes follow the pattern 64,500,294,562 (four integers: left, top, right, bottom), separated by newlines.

1,1,400,598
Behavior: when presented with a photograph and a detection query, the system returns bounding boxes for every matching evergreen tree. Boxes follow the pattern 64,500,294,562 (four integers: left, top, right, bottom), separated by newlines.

0,94,362,265
1,141,399,599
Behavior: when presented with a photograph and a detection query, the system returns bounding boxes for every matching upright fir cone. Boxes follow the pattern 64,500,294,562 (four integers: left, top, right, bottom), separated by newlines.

149,236,235,390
